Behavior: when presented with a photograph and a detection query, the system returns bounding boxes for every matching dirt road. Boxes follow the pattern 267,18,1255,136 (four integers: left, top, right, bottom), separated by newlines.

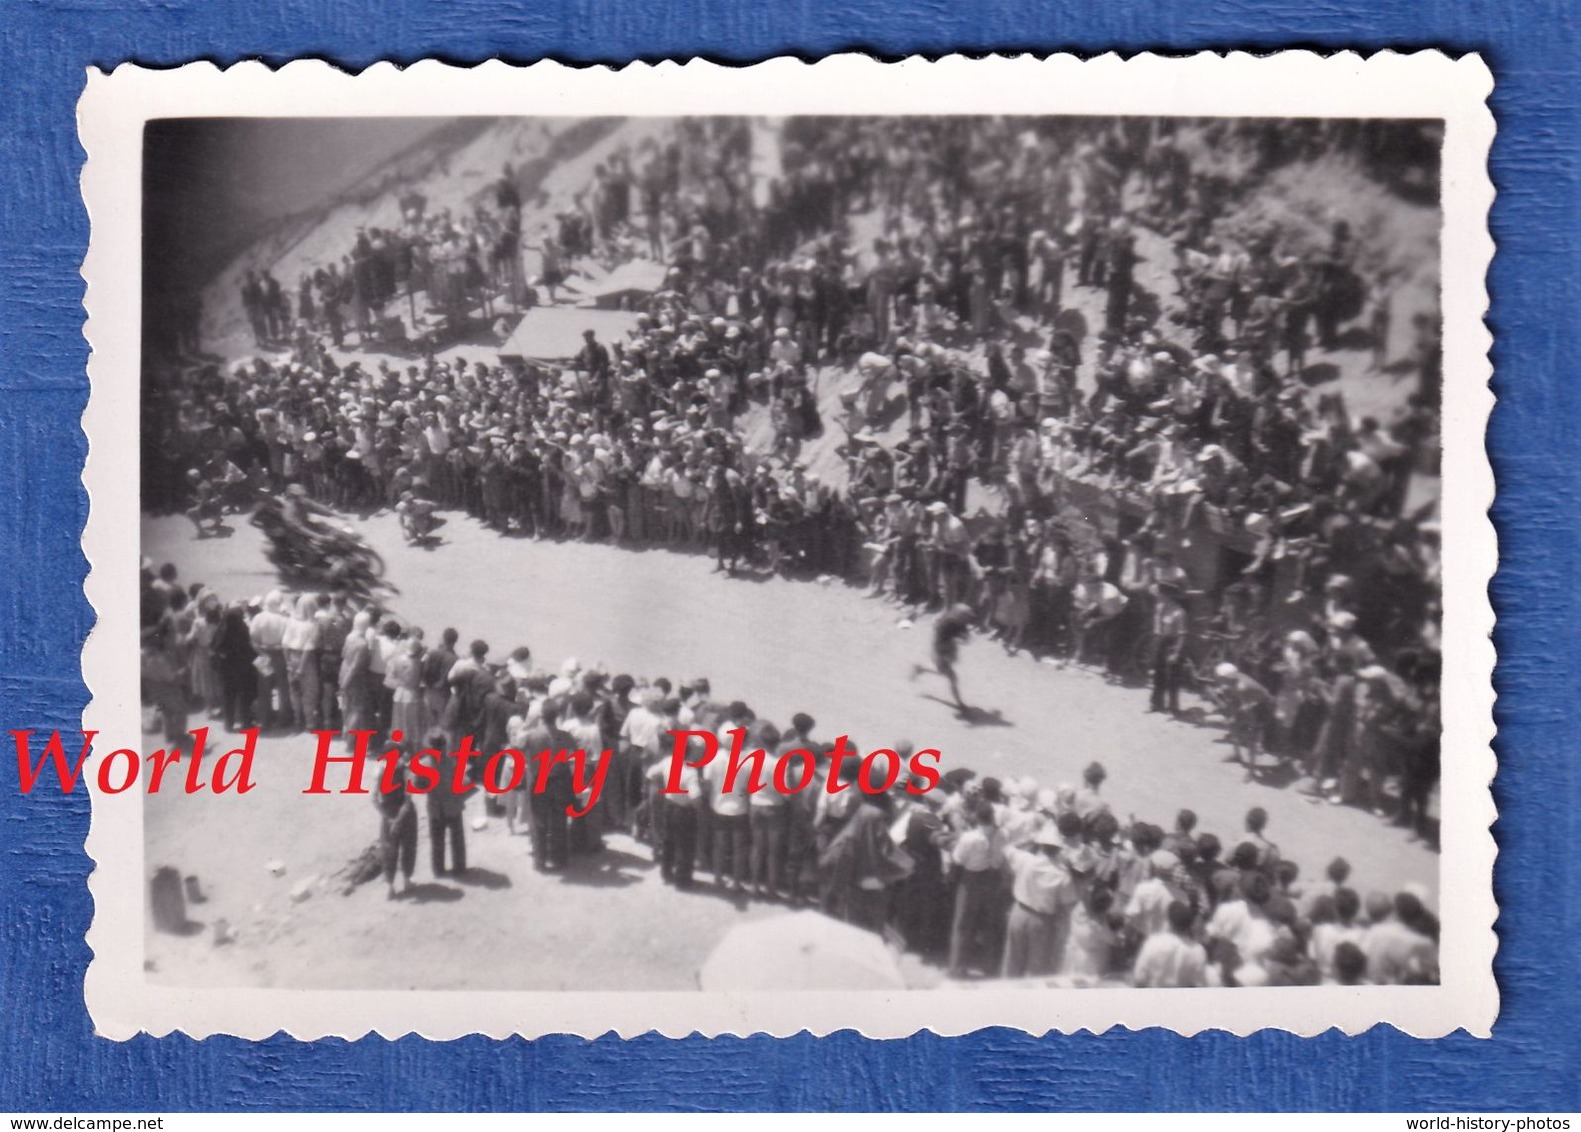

141,509,1436,991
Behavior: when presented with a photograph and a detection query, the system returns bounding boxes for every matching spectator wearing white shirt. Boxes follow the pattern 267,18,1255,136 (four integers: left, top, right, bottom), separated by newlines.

1204,870,1279,986
1133,900,1208,988
1307,888,1365,983
705,725,755,892
649,716,703,890
248,590,291,731
1125,850,1183,941
948,799,1008,978
747,723,794,899
1360,890,1439,985
618,687,665,832
1000,830,1080,978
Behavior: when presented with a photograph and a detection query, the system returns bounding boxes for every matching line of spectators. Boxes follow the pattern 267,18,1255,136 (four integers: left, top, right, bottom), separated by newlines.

241,171,528,354
139,558,1438,987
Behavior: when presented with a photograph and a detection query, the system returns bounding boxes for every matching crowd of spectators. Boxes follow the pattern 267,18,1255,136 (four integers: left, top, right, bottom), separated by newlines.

140,557,1439,988
146,115,1443,836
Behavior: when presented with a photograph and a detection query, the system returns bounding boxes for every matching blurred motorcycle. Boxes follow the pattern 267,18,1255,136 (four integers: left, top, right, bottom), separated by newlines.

250,488,394,600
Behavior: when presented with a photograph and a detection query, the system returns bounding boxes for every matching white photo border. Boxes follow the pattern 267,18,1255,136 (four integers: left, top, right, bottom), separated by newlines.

79,51,1497,1040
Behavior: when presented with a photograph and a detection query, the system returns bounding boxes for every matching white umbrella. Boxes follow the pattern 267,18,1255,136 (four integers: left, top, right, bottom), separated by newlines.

698,911,907,992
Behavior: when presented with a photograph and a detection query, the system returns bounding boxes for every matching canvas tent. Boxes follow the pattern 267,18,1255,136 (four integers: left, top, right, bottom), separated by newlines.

560,259,669,310
582,259,669,308
498,307,641,363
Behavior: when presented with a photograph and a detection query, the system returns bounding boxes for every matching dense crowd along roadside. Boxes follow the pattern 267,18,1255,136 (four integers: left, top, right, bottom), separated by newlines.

148,117,1441,832
140,559,1437,988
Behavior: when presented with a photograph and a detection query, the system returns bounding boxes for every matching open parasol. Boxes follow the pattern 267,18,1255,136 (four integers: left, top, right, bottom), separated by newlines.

697,910,907,992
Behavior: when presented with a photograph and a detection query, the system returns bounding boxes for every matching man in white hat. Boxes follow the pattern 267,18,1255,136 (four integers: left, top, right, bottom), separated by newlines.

1000,826,1080,978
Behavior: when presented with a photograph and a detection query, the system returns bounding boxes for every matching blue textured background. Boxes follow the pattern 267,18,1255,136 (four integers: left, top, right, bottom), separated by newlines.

0,1,1574,1113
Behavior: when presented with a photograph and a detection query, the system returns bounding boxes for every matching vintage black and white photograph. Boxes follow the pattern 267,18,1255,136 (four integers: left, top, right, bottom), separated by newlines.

81,55,1495,1038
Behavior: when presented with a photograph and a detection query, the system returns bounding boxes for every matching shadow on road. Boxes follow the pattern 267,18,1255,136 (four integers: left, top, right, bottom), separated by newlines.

399,882,463,903
454,866,512,890
556,846,649,889
918,693,1013,728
